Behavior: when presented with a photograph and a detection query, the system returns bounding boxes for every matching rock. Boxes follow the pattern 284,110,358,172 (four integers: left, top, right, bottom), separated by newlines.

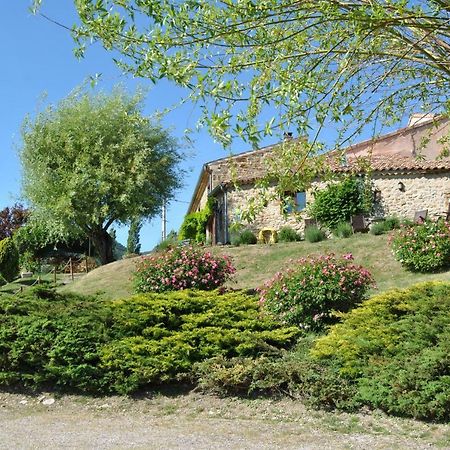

42,398,55,406
19,400,28,405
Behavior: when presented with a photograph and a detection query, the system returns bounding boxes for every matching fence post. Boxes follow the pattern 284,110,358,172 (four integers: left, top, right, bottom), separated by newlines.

69,258,74,281
54,266,57,285
85,256,89,273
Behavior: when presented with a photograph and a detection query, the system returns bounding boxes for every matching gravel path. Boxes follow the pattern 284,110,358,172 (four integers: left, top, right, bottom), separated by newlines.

1,392,449,449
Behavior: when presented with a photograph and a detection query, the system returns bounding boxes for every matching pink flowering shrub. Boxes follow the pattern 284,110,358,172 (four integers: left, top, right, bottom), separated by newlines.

391,220,450,272
258,253,374,330
133,246,236,293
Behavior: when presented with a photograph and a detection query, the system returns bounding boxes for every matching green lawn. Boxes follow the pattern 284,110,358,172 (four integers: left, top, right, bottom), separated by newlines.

0,272,69,295
59,233,450,300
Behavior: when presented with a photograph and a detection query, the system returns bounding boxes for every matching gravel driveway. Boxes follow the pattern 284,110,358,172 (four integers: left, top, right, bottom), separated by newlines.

1,392,449,449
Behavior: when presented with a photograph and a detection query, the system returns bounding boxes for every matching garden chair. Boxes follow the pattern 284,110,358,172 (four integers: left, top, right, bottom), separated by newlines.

257,228,277,244
413,209,428,224
350,214,368,233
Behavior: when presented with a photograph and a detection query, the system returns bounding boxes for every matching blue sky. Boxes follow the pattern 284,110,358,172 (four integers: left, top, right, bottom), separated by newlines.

1,1,246,251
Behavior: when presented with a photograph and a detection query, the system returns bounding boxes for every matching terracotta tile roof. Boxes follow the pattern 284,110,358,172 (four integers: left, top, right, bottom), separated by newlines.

332,155,450,173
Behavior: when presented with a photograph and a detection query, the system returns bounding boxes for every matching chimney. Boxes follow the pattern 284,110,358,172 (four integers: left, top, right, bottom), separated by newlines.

408,113,436,127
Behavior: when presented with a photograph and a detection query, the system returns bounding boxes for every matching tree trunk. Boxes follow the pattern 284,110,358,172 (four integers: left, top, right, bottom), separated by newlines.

91,227,114,265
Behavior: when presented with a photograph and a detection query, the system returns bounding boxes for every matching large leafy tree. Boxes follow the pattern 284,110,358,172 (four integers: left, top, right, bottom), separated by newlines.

20,88,183,264
34,0,450,150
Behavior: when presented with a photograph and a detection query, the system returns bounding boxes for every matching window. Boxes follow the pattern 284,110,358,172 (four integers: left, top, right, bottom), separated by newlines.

283,191,306,213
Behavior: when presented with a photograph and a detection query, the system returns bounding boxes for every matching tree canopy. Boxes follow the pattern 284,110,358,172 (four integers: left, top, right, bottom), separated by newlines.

37,0,450,149
20,87,183,264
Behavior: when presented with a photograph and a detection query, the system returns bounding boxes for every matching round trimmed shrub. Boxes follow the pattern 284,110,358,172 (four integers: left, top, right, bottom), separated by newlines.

278,227,301,243
0,237,19,282
133,245,236,293
304,225,326,243
370,221,388,235
312,282,450,421
333,222,353,238
391,220,450,272
384,216,400,230
259,253,374,330
239,229,257,245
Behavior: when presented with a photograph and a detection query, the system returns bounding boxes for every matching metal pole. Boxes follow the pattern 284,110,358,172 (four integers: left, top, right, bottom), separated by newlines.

162,199,167,241
70,258,74,281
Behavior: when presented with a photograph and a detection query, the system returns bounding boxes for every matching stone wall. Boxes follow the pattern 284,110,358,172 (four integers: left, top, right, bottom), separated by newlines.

224,171,450,236
371,171,450,220
226,183,311,234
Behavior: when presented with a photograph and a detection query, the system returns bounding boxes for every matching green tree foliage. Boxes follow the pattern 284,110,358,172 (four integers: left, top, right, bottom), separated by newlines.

309,177,367,230
0,237,20,282
36,1,450,149
20,87,183,264
126,218,142,255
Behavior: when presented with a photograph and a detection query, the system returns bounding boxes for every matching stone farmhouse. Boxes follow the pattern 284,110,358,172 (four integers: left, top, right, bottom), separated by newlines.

188,115,450,244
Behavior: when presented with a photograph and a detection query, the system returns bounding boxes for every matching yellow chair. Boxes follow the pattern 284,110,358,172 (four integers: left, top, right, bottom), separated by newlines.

258,228,278,244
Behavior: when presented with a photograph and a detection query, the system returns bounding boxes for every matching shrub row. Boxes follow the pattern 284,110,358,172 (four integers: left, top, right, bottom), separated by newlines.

0,287,299,395
198,282,450,421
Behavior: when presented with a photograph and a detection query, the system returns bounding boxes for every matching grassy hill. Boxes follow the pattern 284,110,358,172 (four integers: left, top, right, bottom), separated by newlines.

60,233,450,299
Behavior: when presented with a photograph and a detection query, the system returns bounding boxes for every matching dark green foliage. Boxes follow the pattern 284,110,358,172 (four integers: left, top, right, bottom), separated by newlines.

370,216,400,235
333,222,353,238
304,225,326,243
312,282,450,420
370,221,388,235
384,216,400,230
126,218,142,255
277,226,301,243
0,238,19,282
309,177,366,230
238,229,257,245
0,288,299,395
391,220,450,272
179,199,214,243
0,288,111,391
195,335,358,409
